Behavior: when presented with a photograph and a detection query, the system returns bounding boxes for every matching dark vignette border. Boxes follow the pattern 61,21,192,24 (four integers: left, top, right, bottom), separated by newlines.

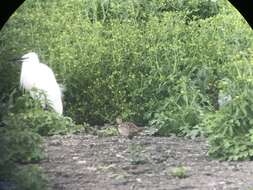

228,0,253,29
0,0,25,30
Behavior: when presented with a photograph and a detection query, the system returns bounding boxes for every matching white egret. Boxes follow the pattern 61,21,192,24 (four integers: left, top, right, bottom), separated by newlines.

17,52,63,115
218,92,232,108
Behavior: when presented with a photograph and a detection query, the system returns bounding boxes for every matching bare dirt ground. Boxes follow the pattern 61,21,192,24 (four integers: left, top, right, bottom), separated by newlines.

41,134,253,190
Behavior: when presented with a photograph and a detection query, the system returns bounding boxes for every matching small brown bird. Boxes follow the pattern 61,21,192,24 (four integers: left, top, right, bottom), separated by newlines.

116,117,143,139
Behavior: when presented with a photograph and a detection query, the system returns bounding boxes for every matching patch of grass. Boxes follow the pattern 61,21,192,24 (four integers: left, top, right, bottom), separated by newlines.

128,144,148,165
97,126,119,137
169,166,188,178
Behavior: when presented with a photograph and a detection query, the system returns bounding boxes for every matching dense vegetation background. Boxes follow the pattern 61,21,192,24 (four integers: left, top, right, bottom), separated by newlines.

0,0,252,189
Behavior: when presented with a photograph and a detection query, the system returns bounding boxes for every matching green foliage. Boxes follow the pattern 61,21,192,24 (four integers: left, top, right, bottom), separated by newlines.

149,77,205,137
12,166,49,190
0,109,47,189
0,89,86,189
97,126,118,137
128,144,147,165
0,0,233,125
0,165,48,190
205,63,253,160
6,111,76,136
0,125,44,164
82,0,222,23
3,90,82,136
170,166,188,178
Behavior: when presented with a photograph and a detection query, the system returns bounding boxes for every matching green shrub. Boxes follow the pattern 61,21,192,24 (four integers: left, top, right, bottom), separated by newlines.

0,107,47,190
205,59,253,160
0,89,85,189
149,78,206,137
0,0,232,125
82,0,222,23
12,165,49,190
169,166,188,178
4,89,86,136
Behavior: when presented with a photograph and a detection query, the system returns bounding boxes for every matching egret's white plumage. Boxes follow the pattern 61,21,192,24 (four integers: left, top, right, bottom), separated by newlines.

218,92,232,108
19,52,63,114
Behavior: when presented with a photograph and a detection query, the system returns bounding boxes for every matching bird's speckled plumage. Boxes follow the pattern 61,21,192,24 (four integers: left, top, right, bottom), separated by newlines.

116,117,143,139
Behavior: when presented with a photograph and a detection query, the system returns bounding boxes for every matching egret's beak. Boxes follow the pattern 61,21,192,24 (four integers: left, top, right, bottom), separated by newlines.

9,57,27,64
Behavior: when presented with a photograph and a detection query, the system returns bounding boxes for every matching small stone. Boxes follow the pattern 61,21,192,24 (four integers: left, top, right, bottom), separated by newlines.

49,139,61,146
136,178,142,182
77,160,87,164
86,166,97,171
72,156,79,160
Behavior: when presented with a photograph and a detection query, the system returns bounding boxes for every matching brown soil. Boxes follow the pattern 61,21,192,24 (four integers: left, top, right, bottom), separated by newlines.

41,134,253,190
